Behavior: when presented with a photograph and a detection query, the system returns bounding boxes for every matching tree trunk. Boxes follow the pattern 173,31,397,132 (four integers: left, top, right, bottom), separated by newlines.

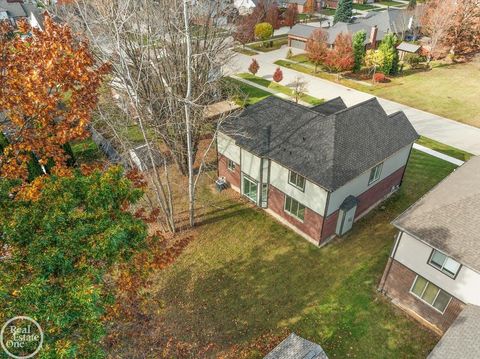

183,0,195,228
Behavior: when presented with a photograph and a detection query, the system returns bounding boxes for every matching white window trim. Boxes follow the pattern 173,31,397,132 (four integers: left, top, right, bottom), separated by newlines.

368,163,383,185
284,195,305,222
288,170,306,192
428,249,461,279
227,159,236,172
409,275,453,314
242,174,258,203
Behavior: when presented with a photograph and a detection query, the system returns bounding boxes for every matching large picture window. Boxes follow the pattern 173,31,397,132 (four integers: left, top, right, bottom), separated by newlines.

410,275,452,313
243,175,258,202
288,170,306,191
284,195,305,221
429,249,461,278
368,163,383,185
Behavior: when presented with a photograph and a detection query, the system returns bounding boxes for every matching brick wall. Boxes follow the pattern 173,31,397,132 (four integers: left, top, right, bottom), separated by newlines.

355,166,405,218
321,166,405,242
268,185,324,243
218,154,241,189
382,259,465,333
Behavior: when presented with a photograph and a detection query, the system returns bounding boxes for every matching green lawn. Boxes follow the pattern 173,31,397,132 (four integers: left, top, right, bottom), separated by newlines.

237,73,324,106
416,136,473,162
276,58,480,127
320,8,337,16
223,77,272,106
234,47,258,56
248,38,288,53
114,150,455,358
376,0,403,5
353,3,378,10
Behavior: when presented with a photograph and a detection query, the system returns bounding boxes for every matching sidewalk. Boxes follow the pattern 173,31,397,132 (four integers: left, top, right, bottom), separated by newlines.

227,49,480,155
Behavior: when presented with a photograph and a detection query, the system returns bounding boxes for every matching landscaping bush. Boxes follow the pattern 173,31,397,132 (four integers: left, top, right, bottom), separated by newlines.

404,53,424,69
373,72,389,83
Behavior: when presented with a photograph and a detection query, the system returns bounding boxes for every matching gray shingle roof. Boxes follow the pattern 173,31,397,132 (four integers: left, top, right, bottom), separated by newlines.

0,0,26,18
393,156,480,271
428,305,480,359
288,8,414,44
264,333,328,359
396,41,421,53
311,97,347,116
221,96,418,191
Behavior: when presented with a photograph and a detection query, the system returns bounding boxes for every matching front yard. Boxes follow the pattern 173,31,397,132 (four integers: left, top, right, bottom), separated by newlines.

109,150,456,358
276,57,480,127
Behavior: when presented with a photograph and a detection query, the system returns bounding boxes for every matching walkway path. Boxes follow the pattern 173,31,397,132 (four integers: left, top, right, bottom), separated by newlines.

227,48,480,155
412,144,464,166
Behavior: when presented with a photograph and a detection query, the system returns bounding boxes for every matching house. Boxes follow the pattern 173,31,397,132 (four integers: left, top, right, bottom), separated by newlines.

0,0,45,29
264,333,329,358
217,96,418,245
378,156,480,334
428,304,480,358
287,8,415,49
280,0,322,13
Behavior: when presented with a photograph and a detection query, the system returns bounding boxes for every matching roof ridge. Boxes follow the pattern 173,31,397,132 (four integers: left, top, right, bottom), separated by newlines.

331,97,378,115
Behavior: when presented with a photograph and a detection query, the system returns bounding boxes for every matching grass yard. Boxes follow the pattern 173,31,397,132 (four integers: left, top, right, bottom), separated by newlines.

320,8,337,16
237,73,324,106
276,58,480,127
223,77,272,106
353,3,378,10
70,138,105,164
110,150,455,358
376,0,403,5
248,37,288,53
417,136,473,162
234,47,258,56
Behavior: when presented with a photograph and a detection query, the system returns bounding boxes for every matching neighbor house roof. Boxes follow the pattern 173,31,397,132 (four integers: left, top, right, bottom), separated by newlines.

396,41,421,53
428,305,480,359
221,96,418,192
0,0,26,18
393,156,480,271
288,8,414,44
264,333,328,359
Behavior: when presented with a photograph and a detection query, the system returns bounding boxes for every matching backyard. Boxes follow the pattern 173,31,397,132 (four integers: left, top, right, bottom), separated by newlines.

276,56,480,127
108,149,456,358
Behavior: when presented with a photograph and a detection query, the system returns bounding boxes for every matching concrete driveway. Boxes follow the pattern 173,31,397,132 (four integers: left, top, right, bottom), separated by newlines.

227,47,480,155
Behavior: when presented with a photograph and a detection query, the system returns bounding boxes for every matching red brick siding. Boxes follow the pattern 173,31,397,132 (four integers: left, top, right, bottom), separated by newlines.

321,166,405,241
268,185,324,243
382,259,465,333
218,154,240,189
355,166,405,218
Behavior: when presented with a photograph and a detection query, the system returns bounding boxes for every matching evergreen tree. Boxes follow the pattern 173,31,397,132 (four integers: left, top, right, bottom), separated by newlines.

378,33,399,75
334,0,353,24
352,30,367,72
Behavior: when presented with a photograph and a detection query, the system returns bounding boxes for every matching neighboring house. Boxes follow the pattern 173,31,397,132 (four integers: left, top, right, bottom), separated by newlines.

280,0,322,13
378,156,480,334
324,0,374,9
0,0,45,29
288,8,415,49
264,333,329,358
217,96,418,245
427,304,480,359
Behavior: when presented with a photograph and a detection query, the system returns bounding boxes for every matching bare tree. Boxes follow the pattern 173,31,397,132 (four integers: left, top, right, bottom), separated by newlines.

421,0,456,62
55,0,234,229
291,76,307,104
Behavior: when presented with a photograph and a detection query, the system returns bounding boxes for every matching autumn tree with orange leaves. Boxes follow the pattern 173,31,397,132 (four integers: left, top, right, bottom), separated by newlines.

0,15,109,181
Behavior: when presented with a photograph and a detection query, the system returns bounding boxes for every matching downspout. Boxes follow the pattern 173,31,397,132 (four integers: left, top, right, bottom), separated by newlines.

319,191,331,245
379,231,403,293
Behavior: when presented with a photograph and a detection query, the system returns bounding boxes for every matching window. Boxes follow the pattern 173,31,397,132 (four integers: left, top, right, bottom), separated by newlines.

429,249,461,278
243,175,258,202
288,170,306,191
410,275,452,313
368,163,383,185
227,159,235,172
284,195,305,221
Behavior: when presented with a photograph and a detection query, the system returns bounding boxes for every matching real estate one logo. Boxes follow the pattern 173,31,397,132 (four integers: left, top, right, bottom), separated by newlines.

0,316,43,359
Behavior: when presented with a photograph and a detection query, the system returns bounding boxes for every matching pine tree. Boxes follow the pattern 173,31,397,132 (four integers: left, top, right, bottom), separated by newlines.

334,0,353,24
352,30,367,72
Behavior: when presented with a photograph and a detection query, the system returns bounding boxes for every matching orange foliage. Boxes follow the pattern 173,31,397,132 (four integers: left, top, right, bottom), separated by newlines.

0,14,110,180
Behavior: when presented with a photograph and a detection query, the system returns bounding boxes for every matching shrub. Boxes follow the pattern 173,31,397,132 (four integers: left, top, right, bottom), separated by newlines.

404,53,424,68
373,72,389,83
286,48,293,59
254,22,274,42
273,67,283,82
248,58,260,75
